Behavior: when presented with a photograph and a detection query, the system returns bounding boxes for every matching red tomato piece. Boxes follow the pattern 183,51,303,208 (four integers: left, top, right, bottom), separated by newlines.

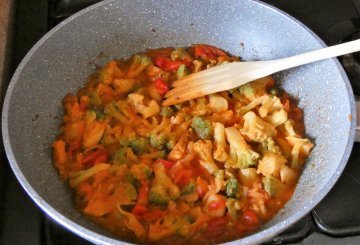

173,169,193,186
154,57,187,72
132,204,148,216
154,78,169,95
137,180,149,206
81,149,108,167
157,159,174,168
194,44,227,60
196,177,209,197
242,210,259,226
208,198,226,211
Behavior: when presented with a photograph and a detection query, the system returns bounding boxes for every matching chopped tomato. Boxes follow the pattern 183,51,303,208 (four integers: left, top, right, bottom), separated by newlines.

206,216,230,237
81,148,108,167
173,169,193,186
242,210,259,226
142,209,166,222
154,57,187,72
193,44,227,60
132,204,148,216
154,78,169,95
157,159,174,168
196,177,208,197
137,180,149,206
208,198,226,211
146,47,174,59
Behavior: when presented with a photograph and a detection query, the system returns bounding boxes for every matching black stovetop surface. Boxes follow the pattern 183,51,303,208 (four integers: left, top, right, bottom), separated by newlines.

1,0,360,244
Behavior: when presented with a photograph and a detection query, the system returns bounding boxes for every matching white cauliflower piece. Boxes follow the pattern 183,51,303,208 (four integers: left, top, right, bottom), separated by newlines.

266,109,288,127
193,140,219,174
128,93,160,118
213,122,229,162
241,111,277,142
257,152,287,177
258,95,283,118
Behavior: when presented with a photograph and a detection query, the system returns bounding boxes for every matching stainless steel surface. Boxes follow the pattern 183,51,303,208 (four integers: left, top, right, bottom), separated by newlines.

1,0,356,244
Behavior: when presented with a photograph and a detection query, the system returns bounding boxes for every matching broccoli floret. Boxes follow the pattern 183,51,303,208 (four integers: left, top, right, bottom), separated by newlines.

225,177,239,198
191,116,212,139
177,64,189,80
225,127,260,169
238,76,274,100
241,111,277,142
127,54,152,78
226,198,241,220
160,107,175,117
262,175,286,197
113,147,127,165
120,135,150,155
130,163,152,181
171,48,192,62
149,133,167,150
149,185,171,205
149,164,180,205
181,183,195,195
104,102,128,123
259,137,282,155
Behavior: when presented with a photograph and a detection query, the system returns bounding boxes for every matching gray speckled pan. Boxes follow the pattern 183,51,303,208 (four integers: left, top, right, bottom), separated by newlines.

1,0,356,244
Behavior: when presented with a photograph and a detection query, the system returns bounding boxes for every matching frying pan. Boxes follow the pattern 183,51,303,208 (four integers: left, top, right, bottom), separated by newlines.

2,0,356,244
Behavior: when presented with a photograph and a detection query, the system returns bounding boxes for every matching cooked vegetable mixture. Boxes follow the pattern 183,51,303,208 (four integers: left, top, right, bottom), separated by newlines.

52,44,314,244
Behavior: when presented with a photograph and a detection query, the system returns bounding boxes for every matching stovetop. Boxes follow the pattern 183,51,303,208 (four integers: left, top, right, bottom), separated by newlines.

1,0,360,244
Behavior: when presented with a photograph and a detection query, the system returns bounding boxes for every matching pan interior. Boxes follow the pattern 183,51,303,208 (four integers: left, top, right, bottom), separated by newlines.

2,0,354,244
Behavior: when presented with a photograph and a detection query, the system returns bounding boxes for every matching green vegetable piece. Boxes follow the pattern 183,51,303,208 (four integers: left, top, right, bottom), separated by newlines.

113,147,127,165
149,185,171,205
259,137,282,155
160,107,175,117
191,116,212,139
177,64,189,80
262,175,286,197
269,87,279,96
120,135,150,155
121,181,138,201
238,79,269,100
181,183,195,195
226,177,239,198
149,133,167,150
130,163,152,181
149,164,180,205
127,54,152,78
93,108,105,120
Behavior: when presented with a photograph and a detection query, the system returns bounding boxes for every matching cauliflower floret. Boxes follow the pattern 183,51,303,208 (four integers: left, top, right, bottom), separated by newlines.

237,95,266,115
265,109,288,127
258,95,283,118
286,136,314,169
238,76,274,100
284,119,297,137
128,93,160,118
193,140,219,174
118,206,146,239
208,94,228,113
257,152,287,177
127,54,152,78
213,122,229,162
168,137,187,161
225,127,260,169
241,111,277,142
280,165,297,184
258,137,282,155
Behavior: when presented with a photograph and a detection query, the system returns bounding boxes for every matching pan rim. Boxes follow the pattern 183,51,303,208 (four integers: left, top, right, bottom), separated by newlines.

2,0,356,244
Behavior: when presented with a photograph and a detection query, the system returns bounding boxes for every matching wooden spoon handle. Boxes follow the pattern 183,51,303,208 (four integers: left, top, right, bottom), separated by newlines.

273,39,360,71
